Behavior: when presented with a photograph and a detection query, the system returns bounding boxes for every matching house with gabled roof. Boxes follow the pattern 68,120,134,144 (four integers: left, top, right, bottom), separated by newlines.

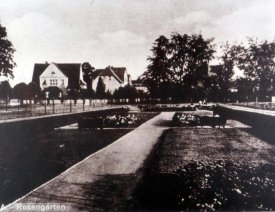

32,62,86,91
92,66,132,93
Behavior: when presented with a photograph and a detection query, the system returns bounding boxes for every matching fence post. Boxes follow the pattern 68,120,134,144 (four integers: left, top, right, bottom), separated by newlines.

5,96,8,111
44,100,47,115
52,98,55,114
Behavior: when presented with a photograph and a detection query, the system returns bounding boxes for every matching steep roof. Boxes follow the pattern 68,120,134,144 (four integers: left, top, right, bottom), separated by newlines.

32,63,82,89
112,67,127,82
94,66,127,83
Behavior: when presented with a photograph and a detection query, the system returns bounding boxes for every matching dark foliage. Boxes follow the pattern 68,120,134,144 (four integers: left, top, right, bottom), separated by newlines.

133,160,275,211
43,86,61,99
0,24,16,78
145,33,215,101
96,77,106,99
82,62,95,91
0,80,12,99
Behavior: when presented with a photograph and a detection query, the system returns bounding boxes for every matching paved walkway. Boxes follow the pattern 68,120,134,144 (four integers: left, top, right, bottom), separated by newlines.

2,112,174,211
220,104,275,117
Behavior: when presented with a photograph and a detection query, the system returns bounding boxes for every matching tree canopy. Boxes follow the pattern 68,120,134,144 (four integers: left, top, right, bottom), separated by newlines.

235,39,275,101
96,77,106,99
0,80,12,99
82,62,95,91
0,23,16,78
145,33,215,101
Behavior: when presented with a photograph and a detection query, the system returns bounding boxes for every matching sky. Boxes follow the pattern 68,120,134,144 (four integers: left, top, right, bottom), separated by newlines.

1,0,275,86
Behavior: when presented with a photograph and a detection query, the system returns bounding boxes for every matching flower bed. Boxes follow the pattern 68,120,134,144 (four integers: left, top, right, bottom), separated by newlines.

78,112,157,129
133,160,275,211
172,112,226,127
173,160,275,211
172,112,200,126
102,113,142,127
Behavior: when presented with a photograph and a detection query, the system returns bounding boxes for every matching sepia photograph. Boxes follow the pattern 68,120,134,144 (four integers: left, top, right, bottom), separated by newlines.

0,0,275,211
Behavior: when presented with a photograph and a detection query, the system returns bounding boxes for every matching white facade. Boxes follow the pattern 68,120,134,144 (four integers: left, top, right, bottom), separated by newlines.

40,63,68,89
92,68,129,93
92,76,128,93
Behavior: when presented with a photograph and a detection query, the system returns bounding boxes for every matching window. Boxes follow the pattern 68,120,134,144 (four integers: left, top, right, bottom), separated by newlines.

50,79,57,86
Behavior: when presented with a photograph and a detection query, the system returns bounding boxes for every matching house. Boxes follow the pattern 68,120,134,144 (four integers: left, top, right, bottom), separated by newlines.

92,66,132,93
32,62,86,91
132,78,148,93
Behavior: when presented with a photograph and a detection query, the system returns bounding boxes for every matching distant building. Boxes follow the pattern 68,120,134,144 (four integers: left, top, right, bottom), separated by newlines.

132,79,148,93
32,62,86,90
92,66,132,93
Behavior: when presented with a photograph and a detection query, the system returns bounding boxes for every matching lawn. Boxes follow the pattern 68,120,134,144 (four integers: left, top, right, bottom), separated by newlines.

132,128,275,211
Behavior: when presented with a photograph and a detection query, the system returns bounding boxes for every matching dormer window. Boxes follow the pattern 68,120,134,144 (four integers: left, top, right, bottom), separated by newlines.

51,71,55,75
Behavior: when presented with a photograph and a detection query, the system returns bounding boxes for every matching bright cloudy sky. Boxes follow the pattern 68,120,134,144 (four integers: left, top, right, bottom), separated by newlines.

1,0,275,85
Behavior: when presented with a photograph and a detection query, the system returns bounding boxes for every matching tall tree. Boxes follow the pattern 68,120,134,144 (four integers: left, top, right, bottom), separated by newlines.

0,23,16,78
82,62,95,91
145,35,171,98
146,33,215,101
96,77,106,99
236,39,275,101
209,42,239,102
169,33,215,86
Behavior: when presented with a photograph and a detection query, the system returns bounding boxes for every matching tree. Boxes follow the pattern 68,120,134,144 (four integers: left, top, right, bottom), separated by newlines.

25,82,41,101
82,62,95,91
79,88,95,99
235,77,255,102
145,33,215,101
0,80,12,108
96,77,106,99
0,80,12,99
12,82,28,104
113,85,138,100
206,42,238,102
145,35,171,98
43,86,61,99
0,23,16,78
236,39,275,101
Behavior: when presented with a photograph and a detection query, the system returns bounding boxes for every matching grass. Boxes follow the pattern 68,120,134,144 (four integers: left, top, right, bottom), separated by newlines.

132,127,275,211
